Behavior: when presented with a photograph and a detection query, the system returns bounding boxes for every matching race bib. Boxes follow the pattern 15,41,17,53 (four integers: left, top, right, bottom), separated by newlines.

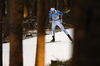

52,16,59,20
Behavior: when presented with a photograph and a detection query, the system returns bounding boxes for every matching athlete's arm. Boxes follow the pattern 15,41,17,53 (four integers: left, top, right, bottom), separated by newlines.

49,11,52,23
57,10,63,23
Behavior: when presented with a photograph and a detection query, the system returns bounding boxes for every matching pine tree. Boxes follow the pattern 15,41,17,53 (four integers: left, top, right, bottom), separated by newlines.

9,0,23,66
72,0,100,66
64,0,69,11
24,0,29,18
0,0,3,65
58,0,64,12
35,0,48,66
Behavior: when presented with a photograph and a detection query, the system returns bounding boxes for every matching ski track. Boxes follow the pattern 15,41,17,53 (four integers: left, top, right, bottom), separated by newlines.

3,28,74,66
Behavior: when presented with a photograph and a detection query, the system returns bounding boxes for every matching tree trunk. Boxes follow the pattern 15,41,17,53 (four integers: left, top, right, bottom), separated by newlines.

34,0,37,16
0,0,3,65
68,0,71,9
32,0,36,16
72,0,100,66
64,0,68,11
35,0,48,66
9,0,23,66
3,0,5,15
49,0,56,8
58,0,64,12
5,0,10,42
24,0,29,18
56,0,58,10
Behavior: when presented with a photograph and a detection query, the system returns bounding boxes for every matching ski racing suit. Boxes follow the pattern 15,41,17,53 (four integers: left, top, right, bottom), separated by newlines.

49,10,69,36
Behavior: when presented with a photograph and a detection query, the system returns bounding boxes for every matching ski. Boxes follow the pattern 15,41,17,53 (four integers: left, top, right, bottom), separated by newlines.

46,41,61,43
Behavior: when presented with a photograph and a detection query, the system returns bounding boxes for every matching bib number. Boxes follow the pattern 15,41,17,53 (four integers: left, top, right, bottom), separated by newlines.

52,16,59,20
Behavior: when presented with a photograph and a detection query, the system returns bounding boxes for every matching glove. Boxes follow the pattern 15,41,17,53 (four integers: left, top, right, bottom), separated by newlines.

60,19,62,23
49,19,52,23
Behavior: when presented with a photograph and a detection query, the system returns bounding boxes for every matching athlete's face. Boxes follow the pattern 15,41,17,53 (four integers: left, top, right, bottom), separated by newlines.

52,10,55,13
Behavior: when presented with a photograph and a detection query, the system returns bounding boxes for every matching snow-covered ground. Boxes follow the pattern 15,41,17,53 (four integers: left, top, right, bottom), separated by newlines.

3,28,74,66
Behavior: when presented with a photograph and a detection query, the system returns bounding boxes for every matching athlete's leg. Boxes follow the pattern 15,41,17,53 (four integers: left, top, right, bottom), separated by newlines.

51,21,56,42
52,21,56,36
56,21,73,41
56,20,69,35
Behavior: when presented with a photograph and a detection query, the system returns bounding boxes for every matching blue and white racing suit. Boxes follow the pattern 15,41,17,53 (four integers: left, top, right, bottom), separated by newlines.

49,10,69,36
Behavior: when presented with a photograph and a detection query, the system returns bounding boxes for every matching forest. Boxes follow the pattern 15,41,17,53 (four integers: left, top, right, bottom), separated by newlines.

0,0,100,66
1,0,72,43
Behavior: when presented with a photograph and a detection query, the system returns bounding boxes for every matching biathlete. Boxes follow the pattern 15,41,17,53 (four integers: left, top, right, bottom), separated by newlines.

49,8,73,42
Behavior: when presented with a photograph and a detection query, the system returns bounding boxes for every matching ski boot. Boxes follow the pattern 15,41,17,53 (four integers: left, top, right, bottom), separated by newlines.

51,36,55,42
67,34,73,41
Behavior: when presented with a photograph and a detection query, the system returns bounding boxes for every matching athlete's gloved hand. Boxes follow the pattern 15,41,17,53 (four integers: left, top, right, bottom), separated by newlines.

49,19,52,23
60,19,62,23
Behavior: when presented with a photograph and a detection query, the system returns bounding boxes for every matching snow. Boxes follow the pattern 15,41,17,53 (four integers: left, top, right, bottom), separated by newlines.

3,28,74,66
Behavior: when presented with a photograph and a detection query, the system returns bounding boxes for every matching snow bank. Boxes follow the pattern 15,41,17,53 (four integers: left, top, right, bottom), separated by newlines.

3,28,74,66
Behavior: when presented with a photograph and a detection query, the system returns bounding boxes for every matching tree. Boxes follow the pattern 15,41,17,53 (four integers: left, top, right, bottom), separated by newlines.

3,0,5,15
24,0,30,18
68,0,71,9
9,0,23,66
58,0,64,12
35,0,48,66
31,0,35,16
34,0,37,16
72,0,100,66
56,0,58,10
64,0,69,11
49,0,56,8
0,0,3,65
32,0,37,16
